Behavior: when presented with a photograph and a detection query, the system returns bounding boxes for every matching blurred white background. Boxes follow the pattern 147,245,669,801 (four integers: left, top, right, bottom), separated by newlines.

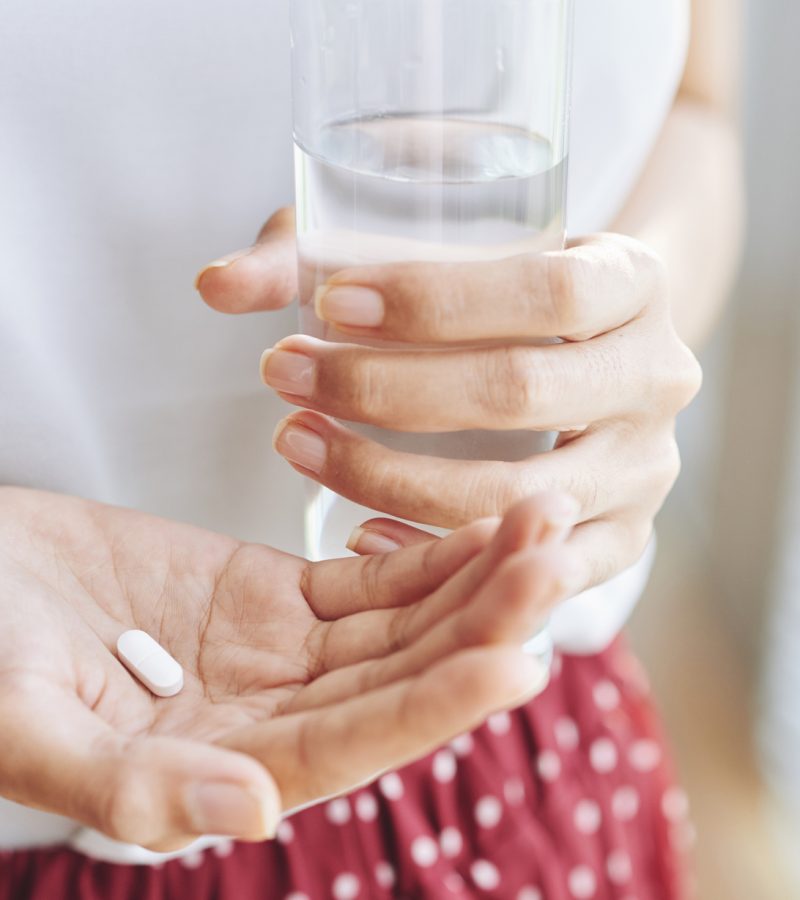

629,1,800,896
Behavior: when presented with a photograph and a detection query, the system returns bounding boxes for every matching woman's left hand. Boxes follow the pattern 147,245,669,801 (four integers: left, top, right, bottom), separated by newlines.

199,217,702,594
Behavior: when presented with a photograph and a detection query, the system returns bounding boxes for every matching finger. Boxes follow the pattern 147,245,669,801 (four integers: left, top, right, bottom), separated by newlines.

348,517,440,553
222,644,548,812
272,410,613,529
260,333,635,432
302,518,497,620
313,233,663,343
0,679,281,850
306,494,578,673
352,504,571,553
196,207,298,314
305,491,577,620
566,516,656,591
288,543,576,715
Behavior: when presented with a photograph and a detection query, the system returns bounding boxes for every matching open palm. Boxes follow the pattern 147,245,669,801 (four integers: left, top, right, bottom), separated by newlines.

0,488,574,850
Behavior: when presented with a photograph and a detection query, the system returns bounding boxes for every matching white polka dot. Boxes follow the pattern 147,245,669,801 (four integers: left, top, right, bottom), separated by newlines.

551,652,564,678
573,799,602,835
444,872,466,893
179,850,204,869
518,888,543,900
379,772,404,801
276,820,295,844
355,792,379,822
332,873,361,900
440,826,463,858
487,711,512,735
593,679,622,711
470,859,501,891
607,850,633,885
536,749,561,782
504,776,526,806
212,839,234,858
375,861,396,889
589,738,618,773
325,798,352,825
411,835,439,868
451,733,474,757
661,787,690,822
568,865,597,899
629,739,662,772
433,749,458,783
612,786,640,822
285,893,311,900
475,796,503,829
554,716,580,751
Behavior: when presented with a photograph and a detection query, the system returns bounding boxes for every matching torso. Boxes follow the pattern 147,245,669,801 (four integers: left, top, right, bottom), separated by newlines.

0,0,688,850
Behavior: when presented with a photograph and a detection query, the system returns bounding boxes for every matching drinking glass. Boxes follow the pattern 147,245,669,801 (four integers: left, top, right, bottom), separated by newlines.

291,0,574,668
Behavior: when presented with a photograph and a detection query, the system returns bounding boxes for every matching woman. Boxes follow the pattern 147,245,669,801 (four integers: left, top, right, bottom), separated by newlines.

0,0,742,896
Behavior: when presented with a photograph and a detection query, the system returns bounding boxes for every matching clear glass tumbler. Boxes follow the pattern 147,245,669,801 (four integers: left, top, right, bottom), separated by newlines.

291,0,573,669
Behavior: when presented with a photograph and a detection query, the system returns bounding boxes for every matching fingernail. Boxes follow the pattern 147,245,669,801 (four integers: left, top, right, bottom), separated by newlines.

261,349,315,398
273,421,327,474
347,526,402,555
315,286,385,328
194,249,252,290
185,782,279,840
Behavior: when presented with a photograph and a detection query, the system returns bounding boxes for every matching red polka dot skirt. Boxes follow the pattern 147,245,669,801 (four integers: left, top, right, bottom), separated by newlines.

0,639,693,900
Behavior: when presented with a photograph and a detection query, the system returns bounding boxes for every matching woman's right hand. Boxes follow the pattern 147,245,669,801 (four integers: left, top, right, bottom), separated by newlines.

0,487,578,851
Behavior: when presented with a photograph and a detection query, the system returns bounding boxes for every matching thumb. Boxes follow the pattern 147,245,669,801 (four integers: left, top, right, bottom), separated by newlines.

0,681,281,850
196,206,298,314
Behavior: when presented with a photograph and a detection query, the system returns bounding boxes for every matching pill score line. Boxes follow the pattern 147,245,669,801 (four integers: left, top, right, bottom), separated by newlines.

116,629,184,698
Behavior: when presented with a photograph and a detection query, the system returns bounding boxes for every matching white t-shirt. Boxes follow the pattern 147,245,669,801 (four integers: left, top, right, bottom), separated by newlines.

0,0,689,857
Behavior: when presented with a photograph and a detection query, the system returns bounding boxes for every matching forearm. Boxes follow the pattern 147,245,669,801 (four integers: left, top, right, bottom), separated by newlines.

613,97,745,350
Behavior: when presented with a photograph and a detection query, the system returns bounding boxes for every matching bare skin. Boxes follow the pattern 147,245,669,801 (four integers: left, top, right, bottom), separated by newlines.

196,0,743,593
0,487,577,851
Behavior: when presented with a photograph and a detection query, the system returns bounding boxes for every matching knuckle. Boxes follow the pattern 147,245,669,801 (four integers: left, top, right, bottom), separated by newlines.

543,254,584,335
383,263,461,341
590,339,626,396
679,347,704,403
609,234,667,305
634,242,669,300
641,331,702,416
482,347,540,424
636,432,682,509
626,516,656,564
101,764,151,844
663,339,703,411
602,515,654,580
343,354,388,422
625,425,682,501
566,465,600,514
469,464,526,518
362,453,412,508
420,266,464,339
647,443,681,508
361,552,393,613
258,206,295,241
663,436,683,487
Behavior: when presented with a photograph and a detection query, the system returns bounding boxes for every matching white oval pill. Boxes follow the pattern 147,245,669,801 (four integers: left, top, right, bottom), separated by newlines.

116,630,184,698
